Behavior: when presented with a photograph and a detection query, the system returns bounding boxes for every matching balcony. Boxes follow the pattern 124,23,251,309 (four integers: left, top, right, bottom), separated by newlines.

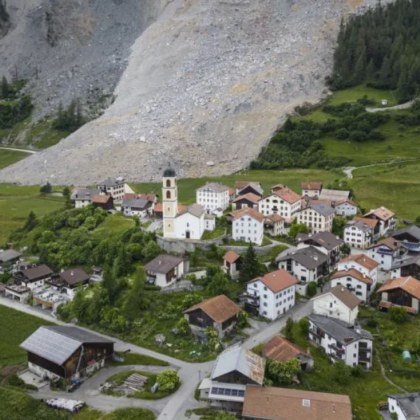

241,293,260,307
329,343,345,354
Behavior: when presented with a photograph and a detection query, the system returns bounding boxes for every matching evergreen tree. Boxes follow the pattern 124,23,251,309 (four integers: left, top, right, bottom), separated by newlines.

239,245,263,284
23,211,37,232
1,76,9,99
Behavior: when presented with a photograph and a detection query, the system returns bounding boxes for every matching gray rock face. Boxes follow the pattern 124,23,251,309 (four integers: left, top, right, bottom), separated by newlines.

0,0,388,185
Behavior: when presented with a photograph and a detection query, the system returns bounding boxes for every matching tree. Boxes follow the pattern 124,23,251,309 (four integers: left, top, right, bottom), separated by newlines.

332,217,347,237
340,243,351,256
284,317,294,341
206,270,232,297
176,317,190,336
332,361,352,385
288,223,309,239
123,267,149,320
23,211,37,232
62,186,72,208
143,239,161,261
266,358,301,385
299,318,309,335
389,306,408,324
40,182,52,194
156,369,180,392
306,281,317,298
102,266,120,304
205,326,220,350
239,245,263,284
1,76,9,99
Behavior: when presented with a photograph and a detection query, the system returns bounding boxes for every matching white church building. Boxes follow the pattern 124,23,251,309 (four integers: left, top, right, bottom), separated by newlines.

162,166,215,240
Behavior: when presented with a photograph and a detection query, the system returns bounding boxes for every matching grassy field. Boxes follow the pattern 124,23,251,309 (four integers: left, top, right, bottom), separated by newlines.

0,184,65,246
92,213,136,241
0,149,31,170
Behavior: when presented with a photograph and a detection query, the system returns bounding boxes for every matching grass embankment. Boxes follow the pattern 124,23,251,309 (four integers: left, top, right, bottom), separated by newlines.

0,184,65,245
103,370,176,400
0,149,31,170
111,352,169,367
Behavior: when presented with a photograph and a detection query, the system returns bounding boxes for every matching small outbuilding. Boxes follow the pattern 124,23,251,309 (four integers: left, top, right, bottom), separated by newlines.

144,254,186,288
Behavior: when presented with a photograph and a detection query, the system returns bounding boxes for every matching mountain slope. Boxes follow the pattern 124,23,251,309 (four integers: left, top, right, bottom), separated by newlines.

0,0,388,185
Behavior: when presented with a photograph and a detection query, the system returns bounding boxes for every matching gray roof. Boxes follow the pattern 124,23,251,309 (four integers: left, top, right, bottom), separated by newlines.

309,203,335,217
345,220,372,233
185,203,205,218
0,249,21,263
309,314,372,344
277,246,327,269
71,188,97,201
388,393,420,419
122,198,151,210
319,189,350,201
97,177,124,187
60,268,90,286
297,232,343,250
392,254,420,270
21,264,53,281
145,254,184,274
20,326,113,365
393,225,420,242
211,344,265,385
197,182,229,193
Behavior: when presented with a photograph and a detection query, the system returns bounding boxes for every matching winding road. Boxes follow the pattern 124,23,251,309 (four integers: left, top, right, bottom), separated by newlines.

0,295,312,419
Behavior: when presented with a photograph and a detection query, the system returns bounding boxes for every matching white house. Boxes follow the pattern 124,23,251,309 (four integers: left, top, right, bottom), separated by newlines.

196,183,230,213
343,219,376,249
235,181,263,198
367,238,403,271
301,181,322,198
334,199,358,217
363,207,396,236
337,254,379,283
71,188,97,208
162,167,215,240
296,203,335,234
308,314,373,369
145,254,185,288
246,269,298,320
232,193,260,211
388,393,420,420
121,197,153,218
312,285,361,325
330,269,374,303
14,264,54,290
263,214,285,236
96,177,126,203
232,208,264,246
258,186,301,223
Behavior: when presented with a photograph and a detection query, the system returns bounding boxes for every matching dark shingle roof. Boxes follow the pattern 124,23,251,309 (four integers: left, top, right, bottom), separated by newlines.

60,268,90,286
393,225,420,243
21,264,53,281
278,246,327,270
297,231,343,250
0,249,21,263
145,254,184,274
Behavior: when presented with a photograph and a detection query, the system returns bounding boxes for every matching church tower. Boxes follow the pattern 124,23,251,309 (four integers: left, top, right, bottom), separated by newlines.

162,165,178,238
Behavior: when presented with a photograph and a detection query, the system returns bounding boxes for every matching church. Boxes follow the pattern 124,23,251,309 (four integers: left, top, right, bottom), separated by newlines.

162,166,215,240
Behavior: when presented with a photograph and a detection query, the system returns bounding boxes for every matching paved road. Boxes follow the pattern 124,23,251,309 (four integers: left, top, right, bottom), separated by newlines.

0,146,37,154
0,295,312,419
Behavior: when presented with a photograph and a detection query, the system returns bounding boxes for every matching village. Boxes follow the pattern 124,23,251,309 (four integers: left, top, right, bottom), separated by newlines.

1,166,420,420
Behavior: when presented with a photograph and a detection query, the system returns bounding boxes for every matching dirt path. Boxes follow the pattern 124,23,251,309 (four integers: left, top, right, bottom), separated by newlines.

0,146,37,154
366,99,416,113
343,158,420,179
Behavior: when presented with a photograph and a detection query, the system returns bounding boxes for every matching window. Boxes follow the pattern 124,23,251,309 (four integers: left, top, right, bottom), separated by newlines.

166,190,171,199
166,179,171,187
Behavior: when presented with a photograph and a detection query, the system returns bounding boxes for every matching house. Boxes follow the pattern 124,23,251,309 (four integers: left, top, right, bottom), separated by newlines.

96,177,125,203
312,285,361,325
91,194,113,210
296,231,343,267
330,269,374,302
4,284,29,302
232,193,260,211
308,314,373,368
47,268,90,298
277,246,328,290
343,219,376,249
391,255,420,279
20,326,114,380
296,203,335,234
199,345,265,407
145,254,185,288
242,385,352,420
246,269,298,320
231,208,264,246
184,294,241,338
319,188,351,202
14,264,53,290
0,249,21,271
258,186,301,223
333,199,358,217
301,181,322,198
196,183,230,213
363,206,396,236
367,237,404,271
223,250,241,280
378,276,420,314
388,392,420,420
235,181,263,198
337,254,378,283
162,167,215,239
262,336,313,371
70,188,97,208
392,225,420,244
263,214,285,236
121,196,153,218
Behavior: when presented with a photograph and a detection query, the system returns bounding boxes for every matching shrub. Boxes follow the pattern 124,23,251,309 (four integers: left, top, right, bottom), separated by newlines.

299,318,309,335
7,374,25,387
389,306,408,324
306,281,317,298
156,369,180,392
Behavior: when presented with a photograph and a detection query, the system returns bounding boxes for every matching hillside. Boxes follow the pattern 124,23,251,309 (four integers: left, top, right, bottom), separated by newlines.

0,0,386,185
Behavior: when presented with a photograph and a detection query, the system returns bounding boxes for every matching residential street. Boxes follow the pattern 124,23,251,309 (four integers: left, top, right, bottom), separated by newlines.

0,295,313,419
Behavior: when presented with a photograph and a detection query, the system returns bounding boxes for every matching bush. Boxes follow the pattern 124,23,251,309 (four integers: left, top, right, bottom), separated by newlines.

40,182,52,194
7,374,25,387
306,281,317,298
156,369,180,392
389,306,408,324
299,318,309,335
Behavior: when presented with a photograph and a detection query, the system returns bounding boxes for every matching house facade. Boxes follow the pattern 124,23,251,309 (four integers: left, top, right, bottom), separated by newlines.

71,188,97,208
363,207,396,236
96,177,125,203
301,182,322,198
235,181,263,198
258,186,301,223
367,238,403,271
196,183,230,213
343,220,374,249
246,269,298,320
337,254,378,283
223,250,241,280
330,269,373,302
232,193,260,211
296,203,335,234
391,255,420,279
145,254,185,288
232,208,264,246
14,264,53,290
311,285,361,325
378,276,420,314
308,314,373,369
334,199,358,217
121,197,153,218
263,214,285,236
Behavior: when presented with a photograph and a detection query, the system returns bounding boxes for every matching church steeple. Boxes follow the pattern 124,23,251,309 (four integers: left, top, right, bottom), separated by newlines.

162,164,177,238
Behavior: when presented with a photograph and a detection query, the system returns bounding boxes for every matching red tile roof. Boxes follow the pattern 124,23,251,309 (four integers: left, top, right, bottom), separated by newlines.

364,207,395,221
232,192,261,204
224,250,240,264
231,207,264,222
339,254,379,271
249,269,298,293
378,276,420,300
92,194,112,204
263,336,308,363
301,181,322,190
184,295,241,323
353,216,378,229
331,269,373,285
274,187,301,204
